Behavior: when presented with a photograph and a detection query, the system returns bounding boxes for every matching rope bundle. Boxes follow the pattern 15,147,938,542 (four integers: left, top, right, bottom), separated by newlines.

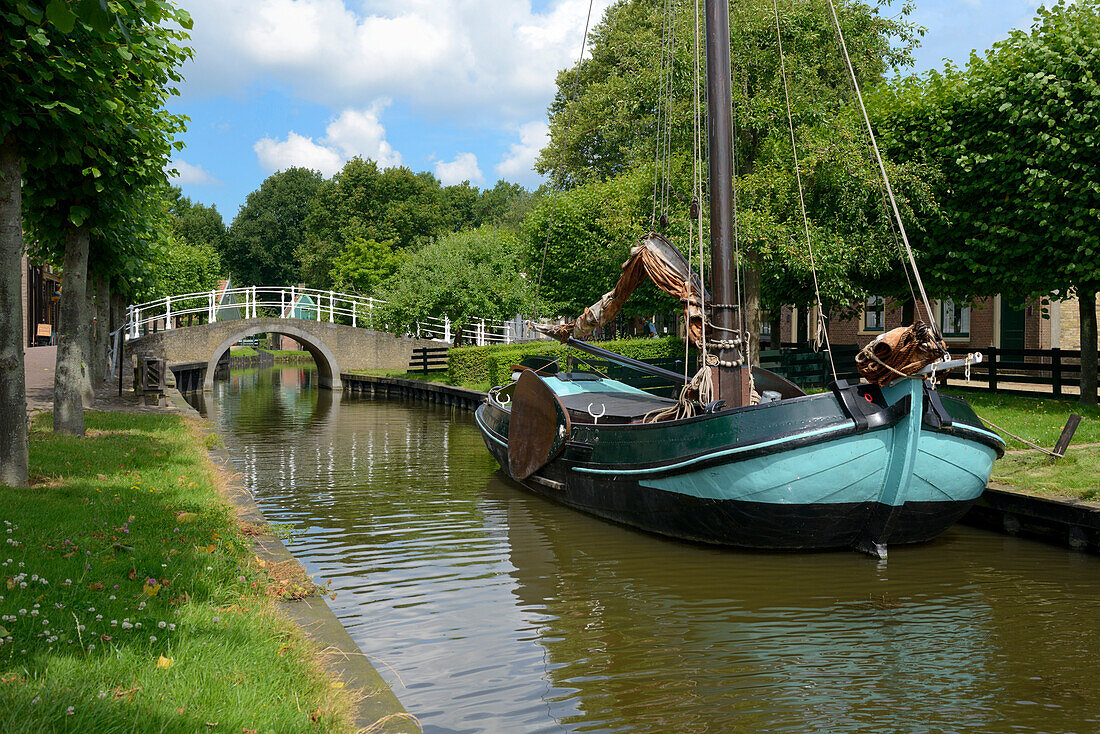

855,321,948,386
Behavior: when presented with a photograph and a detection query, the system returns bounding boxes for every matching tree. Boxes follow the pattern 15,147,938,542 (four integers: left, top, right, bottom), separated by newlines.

330,238,403,295
377,227,533,337
871,0,1100,404
534,0,926,357
149,237,224,298
168,186,227,252
3,1,190,444
521,163,685,321
224,167,323,286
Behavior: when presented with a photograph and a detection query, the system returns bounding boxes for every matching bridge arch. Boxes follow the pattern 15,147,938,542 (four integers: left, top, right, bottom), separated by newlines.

203,323,342,391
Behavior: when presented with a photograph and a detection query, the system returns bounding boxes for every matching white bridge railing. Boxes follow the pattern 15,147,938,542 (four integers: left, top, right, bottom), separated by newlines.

125,286,535,347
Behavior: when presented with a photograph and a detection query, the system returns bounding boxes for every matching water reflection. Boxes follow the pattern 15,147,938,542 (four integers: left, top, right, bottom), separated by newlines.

195,368,1100,734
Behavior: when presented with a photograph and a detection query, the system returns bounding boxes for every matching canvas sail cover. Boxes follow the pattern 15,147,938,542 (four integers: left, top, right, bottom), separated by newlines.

532,233,709,347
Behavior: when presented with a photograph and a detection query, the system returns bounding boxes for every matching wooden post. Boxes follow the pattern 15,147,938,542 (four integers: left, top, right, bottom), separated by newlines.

1052,347,1062,398
988,346,998,392
1052,414,1082,458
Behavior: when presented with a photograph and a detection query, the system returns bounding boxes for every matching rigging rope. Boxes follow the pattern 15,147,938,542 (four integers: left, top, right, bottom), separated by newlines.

532,0,597,323
771,0,838,383
823,0,941,339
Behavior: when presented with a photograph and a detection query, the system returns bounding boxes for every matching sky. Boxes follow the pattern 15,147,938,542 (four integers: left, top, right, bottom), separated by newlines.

167,0,1045,219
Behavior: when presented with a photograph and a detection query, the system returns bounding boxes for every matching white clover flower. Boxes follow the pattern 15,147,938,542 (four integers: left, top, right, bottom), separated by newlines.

66,706,74,716
168,624,176,632
157,621,166,629
149,635,157,642
121,622,132,630
31,697,39,705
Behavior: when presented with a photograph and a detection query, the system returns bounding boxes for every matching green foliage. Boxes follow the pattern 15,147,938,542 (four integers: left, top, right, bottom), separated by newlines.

168,186,227,253
376,226,533,333
4,0,193,292
448,336,688,387
534,0,927,313
871,0,1100,302
224,167,323,286
521,163,684,318
147,237,223,298
330,238,404,295
298,158,536,288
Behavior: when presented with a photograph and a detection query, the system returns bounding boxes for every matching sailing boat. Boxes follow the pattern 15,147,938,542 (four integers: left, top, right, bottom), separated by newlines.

474,0,1004,557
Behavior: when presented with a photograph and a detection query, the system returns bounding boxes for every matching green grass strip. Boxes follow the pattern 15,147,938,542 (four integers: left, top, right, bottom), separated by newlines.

0,412,355,733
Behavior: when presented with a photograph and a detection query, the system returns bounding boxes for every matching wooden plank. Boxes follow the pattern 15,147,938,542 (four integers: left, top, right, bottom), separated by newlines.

1052,414,1082,457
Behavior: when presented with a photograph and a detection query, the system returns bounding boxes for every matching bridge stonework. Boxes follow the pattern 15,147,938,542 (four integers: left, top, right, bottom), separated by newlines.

126,318,441,391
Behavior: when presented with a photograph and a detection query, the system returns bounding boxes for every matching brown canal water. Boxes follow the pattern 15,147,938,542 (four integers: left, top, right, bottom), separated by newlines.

191,366,1100,734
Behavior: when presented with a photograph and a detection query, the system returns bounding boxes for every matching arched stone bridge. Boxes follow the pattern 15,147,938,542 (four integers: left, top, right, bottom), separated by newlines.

126,318,439,391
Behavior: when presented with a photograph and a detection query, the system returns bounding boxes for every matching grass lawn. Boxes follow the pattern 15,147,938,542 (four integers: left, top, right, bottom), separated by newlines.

0,412,356,733
228,346,257,358
990,448,1100,501
942,389,1100,449
943,390,1100,501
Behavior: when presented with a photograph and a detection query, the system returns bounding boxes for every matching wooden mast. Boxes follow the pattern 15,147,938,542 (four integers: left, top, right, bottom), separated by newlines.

704,0,747,406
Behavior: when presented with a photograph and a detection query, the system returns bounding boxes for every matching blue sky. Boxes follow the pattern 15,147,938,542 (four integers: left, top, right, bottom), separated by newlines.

168,0,1044,220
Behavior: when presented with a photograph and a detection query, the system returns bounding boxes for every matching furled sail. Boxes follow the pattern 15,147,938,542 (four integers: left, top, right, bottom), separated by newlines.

532,233,709,346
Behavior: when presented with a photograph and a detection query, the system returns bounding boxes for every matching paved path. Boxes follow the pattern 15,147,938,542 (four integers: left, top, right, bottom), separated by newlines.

24,345,182,415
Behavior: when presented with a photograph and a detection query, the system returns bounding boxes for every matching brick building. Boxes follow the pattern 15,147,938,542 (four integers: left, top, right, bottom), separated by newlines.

19,255,61,348
763,293,1072,354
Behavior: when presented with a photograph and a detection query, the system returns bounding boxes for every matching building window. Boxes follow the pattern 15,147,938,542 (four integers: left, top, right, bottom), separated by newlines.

863,296,885,332
940,298,971,338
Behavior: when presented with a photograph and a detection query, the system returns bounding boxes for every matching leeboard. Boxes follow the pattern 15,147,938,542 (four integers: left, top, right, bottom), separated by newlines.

508,370,572,480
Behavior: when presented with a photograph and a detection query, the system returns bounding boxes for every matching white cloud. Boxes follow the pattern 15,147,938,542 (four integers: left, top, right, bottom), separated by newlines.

180,0,615,121
254,103,402,176
495,121,549,184
167,159,221,185
435,153,483,186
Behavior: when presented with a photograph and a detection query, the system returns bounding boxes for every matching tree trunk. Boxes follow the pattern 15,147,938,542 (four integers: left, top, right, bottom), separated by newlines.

0,134,28,487
1079,288,1097,406
80,269,96,406
92,272,110,386
744,266,761,367
53,225,90,435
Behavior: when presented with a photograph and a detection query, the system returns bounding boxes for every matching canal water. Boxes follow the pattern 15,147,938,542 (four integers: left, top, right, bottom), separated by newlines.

192,367,1100,734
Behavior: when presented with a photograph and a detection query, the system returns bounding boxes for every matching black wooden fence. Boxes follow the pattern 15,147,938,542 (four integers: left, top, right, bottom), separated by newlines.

409,346,450,374
940,346,1097,399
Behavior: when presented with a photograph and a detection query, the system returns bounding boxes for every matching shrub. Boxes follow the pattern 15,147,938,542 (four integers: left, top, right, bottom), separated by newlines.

448,336,689,387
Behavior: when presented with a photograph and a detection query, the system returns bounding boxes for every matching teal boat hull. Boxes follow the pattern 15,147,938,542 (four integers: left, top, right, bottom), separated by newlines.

475,374,1004,553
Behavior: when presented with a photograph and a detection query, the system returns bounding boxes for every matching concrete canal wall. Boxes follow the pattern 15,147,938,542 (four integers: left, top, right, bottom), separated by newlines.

341,372,1100,555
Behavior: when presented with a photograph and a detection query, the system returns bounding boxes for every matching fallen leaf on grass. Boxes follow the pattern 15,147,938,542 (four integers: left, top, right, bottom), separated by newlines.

176,512,198,523
96,474,108,481
144,581,162,597
100,634,112,642
156,655,173,670
196,544,216,554
114,685,142,698
88,582,105,591
128,568,137,581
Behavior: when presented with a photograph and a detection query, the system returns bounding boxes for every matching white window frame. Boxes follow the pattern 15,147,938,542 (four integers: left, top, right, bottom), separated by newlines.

939,298,971,339
860,296,886,334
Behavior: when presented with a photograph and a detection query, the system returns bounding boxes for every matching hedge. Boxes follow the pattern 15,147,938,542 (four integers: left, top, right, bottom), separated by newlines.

448,336,691,387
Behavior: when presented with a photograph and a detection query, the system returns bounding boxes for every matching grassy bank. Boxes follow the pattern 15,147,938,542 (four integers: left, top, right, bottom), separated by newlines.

0,412,356,732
